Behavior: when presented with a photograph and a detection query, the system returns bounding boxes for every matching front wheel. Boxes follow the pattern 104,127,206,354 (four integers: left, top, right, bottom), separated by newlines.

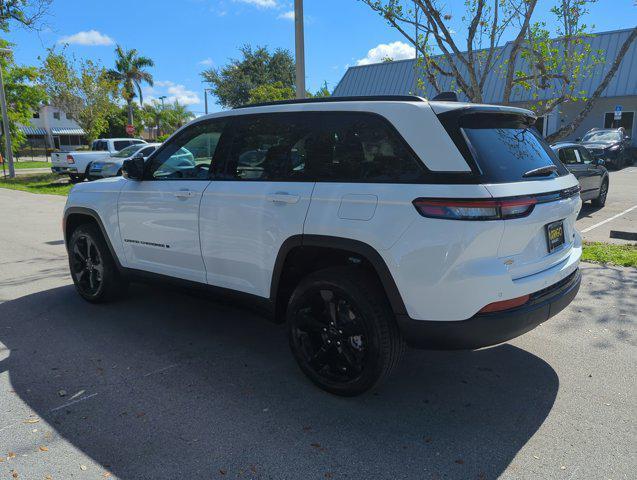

592,179,608,208
287,267,405,396
68,223,128,303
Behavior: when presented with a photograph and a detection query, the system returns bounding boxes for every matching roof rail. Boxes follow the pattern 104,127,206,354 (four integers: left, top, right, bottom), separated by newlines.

234,95,425,109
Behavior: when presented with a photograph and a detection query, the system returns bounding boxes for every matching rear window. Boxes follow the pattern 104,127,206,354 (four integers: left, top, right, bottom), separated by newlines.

443,112,568,183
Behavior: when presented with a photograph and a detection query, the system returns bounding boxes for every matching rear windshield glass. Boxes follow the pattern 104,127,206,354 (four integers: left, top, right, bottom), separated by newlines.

459,115,568,183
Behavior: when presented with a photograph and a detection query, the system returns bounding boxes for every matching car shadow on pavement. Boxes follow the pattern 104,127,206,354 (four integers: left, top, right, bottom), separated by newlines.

0,284,559,480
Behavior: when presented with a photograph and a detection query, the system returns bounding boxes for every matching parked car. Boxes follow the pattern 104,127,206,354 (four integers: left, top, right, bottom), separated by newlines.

577,127,632,169
551,143,609,207
62,96,582,396
88,143,161,179
52,138,147,183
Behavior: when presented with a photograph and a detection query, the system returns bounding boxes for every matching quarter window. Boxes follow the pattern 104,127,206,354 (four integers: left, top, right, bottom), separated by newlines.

146,120,226,180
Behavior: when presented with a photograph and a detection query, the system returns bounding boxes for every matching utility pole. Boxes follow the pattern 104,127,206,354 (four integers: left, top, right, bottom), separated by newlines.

294,0,306,99
157,95,167,139
0,48,15,178
204,88,213,114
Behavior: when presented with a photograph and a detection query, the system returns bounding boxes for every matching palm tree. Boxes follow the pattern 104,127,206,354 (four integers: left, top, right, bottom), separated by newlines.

169,102,195,129
108,45,154,125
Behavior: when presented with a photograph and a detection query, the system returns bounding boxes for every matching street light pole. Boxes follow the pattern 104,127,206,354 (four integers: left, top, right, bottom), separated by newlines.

294,0,306,99
0,47,15,178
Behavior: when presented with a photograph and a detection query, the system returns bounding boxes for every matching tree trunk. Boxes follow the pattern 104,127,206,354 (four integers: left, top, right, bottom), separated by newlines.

127,101,134,127
546,27,637,143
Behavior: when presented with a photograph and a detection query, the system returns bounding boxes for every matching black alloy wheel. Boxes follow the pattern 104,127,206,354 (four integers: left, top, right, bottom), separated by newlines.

68,223,127,302
70,233,105,297
287,267,404,396
291,288,369,384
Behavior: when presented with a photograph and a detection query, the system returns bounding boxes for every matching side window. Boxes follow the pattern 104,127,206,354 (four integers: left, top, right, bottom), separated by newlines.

140,146,156,157
578,147,593,164
92,140,107,151
223,114,311,181
114,140,131,151
558,147,580,165
146,120,226,180
316,113,426,183
221,112,426,183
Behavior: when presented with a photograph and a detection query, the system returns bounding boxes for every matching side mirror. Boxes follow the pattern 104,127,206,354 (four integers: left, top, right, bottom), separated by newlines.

122,154,145,180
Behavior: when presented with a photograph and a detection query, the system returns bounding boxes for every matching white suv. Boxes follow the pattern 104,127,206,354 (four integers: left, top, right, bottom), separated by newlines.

63,96,582,396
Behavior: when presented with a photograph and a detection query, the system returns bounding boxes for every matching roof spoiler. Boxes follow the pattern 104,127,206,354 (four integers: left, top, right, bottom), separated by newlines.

431,91,458,102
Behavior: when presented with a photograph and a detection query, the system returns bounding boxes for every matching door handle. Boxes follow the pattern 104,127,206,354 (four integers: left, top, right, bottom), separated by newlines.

266,192,300,204
173,189,196,199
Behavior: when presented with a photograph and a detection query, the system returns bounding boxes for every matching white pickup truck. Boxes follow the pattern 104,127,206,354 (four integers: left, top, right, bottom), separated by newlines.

52,138,147,182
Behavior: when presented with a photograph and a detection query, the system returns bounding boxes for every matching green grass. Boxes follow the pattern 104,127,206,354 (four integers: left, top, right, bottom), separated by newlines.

582,242,637,268
12,161,52,169
0,173,73,196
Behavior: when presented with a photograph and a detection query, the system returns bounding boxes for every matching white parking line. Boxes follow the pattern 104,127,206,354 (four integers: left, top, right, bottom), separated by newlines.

581,205,637,233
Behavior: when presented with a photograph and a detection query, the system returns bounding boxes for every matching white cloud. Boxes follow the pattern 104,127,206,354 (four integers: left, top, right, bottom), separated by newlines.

57,30,114,46
235,0,277,8
356,41,415,66
278,10,294,20
145,81,201,106
198,57,214,67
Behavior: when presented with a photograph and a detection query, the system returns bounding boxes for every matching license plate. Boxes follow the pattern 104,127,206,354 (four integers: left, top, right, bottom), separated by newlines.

546,220,565,253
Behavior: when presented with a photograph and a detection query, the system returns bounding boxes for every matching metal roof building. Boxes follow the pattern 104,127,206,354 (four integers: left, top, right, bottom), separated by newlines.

333,29,637,145
334,29,637,102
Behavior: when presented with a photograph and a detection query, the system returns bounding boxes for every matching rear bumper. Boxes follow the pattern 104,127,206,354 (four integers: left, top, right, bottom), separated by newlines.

51,166,78,175
396,268,581,350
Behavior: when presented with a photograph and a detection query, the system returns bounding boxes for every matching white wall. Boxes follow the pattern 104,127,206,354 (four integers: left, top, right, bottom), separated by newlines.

552,96,637,146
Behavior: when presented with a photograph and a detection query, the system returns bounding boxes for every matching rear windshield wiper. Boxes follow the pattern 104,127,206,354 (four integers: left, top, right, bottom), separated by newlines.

522,165,558,178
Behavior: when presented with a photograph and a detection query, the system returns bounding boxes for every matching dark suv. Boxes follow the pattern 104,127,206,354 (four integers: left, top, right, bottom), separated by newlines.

578,127,632,169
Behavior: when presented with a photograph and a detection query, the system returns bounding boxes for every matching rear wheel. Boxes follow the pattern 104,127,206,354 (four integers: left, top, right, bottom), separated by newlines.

68,174,84,183
68,223,128,303
592,179,608,208
287,267,405,396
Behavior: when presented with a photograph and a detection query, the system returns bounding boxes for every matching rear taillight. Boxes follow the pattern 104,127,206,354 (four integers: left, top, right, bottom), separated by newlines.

413,197,536,221
66,155,75,164
478,294,530,313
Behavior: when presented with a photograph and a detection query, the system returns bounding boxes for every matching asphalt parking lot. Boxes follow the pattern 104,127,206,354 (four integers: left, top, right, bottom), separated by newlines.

0,172,635,480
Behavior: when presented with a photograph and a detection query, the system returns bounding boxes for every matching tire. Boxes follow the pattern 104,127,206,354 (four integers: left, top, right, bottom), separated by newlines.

85,163,95,181
68,223,128,303
592,178,608,208
287,266,405,396
69,174,84,183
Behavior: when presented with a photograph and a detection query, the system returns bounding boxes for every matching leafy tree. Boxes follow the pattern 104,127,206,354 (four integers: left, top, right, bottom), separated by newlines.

361,0,637,141
0,40,46,153
108,45,154,125
248,81,295,104
40,48,118,142
0,0,51,32
312,81,332,98
201,45,295,108
140,100,194,139
104,103,144,138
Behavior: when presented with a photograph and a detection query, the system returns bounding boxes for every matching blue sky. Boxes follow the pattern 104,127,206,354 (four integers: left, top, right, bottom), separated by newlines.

5,0,637,114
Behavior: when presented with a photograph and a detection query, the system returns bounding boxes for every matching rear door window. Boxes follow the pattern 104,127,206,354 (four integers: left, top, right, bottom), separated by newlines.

114,140,132,151
558,147,581,165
